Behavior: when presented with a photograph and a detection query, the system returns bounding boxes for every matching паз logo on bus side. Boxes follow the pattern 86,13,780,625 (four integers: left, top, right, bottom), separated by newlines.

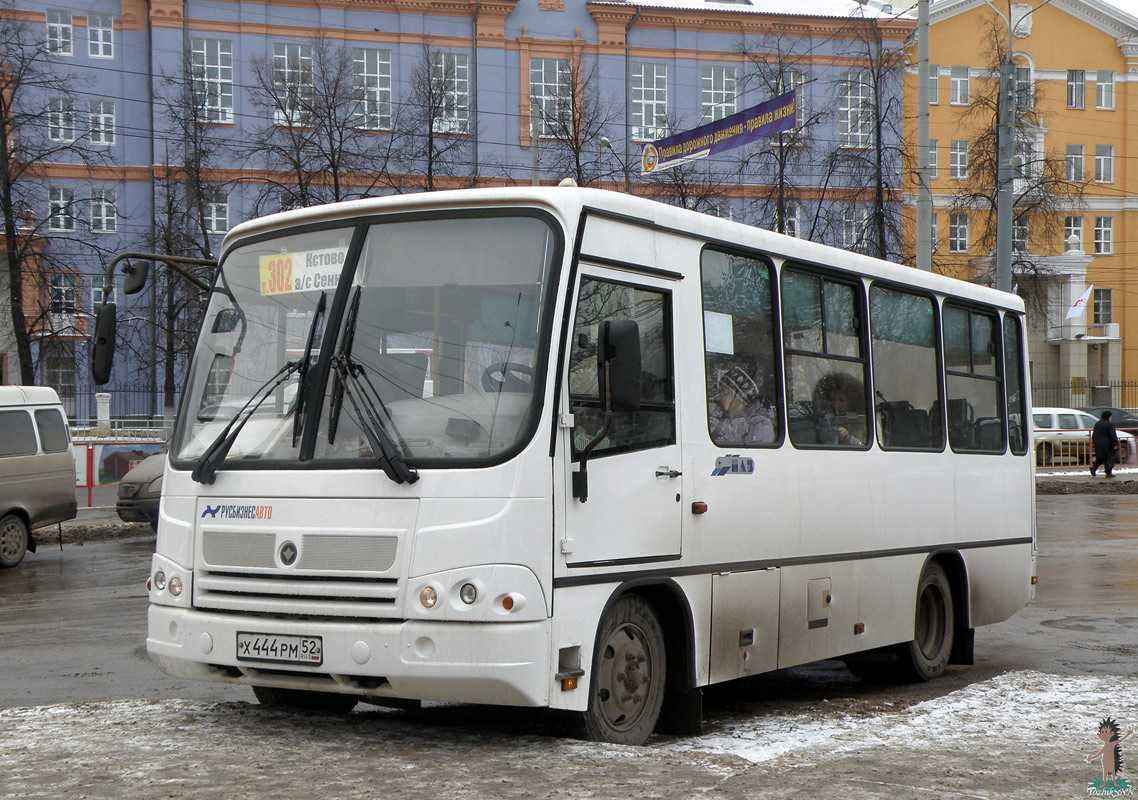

711,455,754,477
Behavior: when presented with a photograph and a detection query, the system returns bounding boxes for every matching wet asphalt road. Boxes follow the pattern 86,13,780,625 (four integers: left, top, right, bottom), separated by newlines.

3,494,1138,710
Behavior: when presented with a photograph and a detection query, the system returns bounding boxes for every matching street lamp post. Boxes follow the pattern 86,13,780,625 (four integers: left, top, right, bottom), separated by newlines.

600,136,632,193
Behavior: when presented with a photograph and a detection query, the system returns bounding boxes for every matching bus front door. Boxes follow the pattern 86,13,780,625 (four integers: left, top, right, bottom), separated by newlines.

562,271,682,566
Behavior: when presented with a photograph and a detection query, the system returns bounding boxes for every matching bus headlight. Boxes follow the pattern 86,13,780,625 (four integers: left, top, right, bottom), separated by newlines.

459,583,478,605
153,571,167,590
419,586,438,608
168,576,183,597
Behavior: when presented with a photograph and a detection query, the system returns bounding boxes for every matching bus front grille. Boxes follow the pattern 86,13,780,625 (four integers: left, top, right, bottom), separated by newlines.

193,570,401,619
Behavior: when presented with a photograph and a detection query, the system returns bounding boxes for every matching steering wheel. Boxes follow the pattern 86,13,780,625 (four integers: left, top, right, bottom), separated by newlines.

482,362,535,393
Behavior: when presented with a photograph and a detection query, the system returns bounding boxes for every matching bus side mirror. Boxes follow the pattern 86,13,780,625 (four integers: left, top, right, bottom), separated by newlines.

123,261,149,295
597,319,641,413
91,302,117,385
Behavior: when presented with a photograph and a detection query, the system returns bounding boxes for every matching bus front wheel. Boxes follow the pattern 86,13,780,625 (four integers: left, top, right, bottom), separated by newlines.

0,514,29,568
252,686,358,713
900,562,954,682
582,595,666,746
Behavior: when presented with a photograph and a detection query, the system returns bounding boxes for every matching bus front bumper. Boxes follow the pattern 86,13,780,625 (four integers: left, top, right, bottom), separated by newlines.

147,605,552,707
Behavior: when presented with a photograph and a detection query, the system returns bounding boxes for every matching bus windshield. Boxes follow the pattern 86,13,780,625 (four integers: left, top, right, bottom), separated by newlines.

172,213,560,472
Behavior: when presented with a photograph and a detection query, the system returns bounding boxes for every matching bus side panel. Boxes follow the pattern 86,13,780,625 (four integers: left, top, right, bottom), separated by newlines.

963,543,1034,628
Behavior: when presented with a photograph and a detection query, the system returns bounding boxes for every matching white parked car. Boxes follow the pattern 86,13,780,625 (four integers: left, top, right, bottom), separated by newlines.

1032,406,1134,467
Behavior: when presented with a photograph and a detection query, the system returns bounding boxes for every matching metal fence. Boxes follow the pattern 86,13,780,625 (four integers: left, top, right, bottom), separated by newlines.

1030,381,1138,412
58,389,180,427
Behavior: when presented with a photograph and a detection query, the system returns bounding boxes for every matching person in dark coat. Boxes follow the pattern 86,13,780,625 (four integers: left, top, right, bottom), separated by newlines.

1092,410,1120,477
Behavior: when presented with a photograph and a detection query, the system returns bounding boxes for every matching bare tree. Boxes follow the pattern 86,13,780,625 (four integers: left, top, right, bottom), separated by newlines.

531,56,620,187
393,43,476,192
0,3,113,383
246,36,398,212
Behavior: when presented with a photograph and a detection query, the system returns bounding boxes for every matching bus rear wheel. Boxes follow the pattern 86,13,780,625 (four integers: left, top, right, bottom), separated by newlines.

0,514,29,568
900,562,954,682
581,595,666,746
252,686,358,713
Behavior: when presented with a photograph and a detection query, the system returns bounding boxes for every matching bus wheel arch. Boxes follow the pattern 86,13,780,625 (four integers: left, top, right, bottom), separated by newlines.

579,580,698,744
902,553,968,681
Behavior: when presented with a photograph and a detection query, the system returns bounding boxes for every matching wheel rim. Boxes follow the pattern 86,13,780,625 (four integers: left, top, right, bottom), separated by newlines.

0,518,26,561
915,582,947,660
595,621,656,733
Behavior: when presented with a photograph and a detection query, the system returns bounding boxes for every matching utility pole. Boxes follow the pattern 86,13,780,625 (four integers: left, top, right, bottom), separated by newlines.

915,0,932,271
995,61,1016,293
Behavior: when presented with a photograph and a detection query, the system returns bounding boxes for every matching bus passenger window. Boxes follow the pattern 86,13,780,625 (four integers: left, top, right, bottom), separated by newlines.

781,267,869,449
942,304,1005,453
701,250,780,447
869,286,943,450
1003,315,1029,455
568,277,675,459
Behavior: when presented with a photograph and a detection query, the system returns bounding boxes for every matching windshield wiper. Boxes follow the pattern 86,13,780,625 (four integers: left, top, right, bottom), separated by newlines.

291,292,327,447
191,359,302,485
193,295,327,485
327,288,418,485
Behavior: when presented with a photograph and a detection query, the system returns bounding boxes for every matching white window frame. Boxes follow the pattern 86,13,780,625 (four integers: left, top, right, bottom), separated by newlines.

192,39,234,124
530,57,572,137
631,62,668,141
430,51,470,135
928,139,938,179
701,65,737,123
89,188,116,233
87,12,113,59
1097,71,1115,110
840,205,868,251
48,97,75,142
1015,64,1033,110
931,213,939,253
92,281,116,310
838,70,873,148
46,9,72,56
1065,215,1083,249
273,42,314,126
1067,69,1085,109
1094,288,1112,325
950,66,969,105
1094,216,1113,255
784,203,800,238
47,273,77,314
1012,216,1028,252
203,188,229,234
89,99,114,147
49,187,74,231
1066,144,1084,182
949,213,969,253
928,64,939,105
1095,145,1114,183
777,68,805,128
950,139,968,180
353,48,392,131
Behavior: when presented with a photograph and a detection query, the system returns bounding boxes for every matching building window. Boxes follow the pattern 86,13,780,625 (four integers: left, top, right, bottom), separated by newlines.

631,62,668,141
88,99,114,146
950,139,969,179
41,342,76,406
1066,144,1084,182
838,70,873,148
1015,64,1033,110
1065,215,1083,249
1094,288,1112,325
1014,137,1037,182
87,12,113,58
1097,71,1115,110
784,203,800,238
701,65,737,123
949,213,969,252
950,66,969,104
353,48,392,131
272,42,314,126
928,64,939,104
89,189,116,233
203,188,229,233
928,139,938,179
92,280,115,309
1094,216,1113,255
530,57,572,136
1012,216,1028,252
1067,69,1085,109
430,52,470,134
841,205,867,252
191,39,234,123
47,97,75,142
48,273,77,313
46,9,72,56
48,187,74,231
1095,144,1114,183
777,68,804,125
931,213,939,253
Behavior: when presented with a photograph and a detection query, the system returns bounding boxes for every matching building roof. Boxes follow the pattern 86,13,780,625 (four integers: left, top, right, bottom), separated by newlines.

591,0,915,20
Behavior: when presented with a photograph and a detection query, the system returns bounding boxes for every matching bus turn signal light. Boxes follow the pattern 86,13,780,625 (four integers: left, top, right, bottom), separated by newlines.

692,502,708,515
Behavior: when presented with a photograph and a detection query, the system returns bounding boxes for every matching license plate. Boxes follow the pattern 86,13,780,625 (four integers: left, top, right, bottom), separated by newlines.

236,632,323,666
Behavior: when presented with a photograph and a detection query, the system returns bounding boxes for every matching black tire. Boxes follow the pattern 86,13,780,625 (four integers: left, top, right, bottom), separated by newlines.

0,514,29,568
581,595,666,745
1036,442,1054,467
899,562,954,682
252,685,358,713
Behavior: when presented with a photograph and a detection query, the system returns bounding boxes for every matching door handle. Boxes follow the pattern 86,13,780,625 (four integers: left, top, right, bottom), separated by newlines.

655,467,682,478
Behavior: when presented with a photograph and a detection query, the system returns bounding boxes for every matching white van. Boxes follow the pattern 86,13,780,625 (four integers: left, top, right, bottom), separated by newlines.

0,386,77,567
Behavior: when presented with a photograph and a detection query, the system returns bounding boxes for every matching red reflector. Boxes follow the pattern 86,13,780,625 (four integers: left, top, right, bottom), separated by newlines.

501,596,515,611
853,623,865,635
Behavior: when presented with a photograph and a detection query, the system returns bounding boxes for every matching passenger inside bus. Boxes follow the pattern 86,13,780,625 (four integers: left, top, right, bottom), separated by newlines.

814,372,866,446
709,365,776,445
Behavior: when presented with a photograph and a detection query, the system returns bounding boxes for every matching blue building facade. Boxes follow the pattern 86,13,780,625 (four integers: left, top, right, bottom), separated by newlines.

4,0,913,419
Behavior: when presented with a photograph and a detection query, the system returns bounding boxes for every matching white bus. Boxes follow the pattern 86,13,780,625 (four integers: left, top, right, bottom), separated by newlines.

133,187,1034,744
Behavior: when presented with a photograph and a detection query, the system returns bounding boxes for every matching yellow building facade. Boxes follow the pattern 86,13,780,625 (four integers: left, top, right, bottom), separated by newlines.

908,0,1138,404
